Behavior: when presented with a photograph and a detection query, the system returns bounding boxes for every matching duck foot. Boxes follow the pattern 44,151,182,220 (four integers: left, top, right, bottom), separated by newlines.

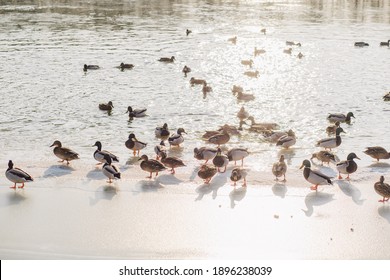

310,185,318,191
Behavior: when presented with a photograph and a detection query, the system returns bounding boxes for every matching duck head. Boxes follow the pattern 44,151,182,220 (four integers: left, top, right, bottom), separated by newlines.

93,141,102,150
177,128,186,135
300,159,311,169
347,153,360,161
335,127,346,135
50,140,62,148
138,154,149,161
125,106,133,114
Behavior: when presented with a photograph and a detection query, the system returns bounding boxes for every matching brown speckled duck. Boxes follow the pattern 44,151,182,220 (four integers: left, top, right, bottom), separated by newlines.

160,152,185,174
212,148,229,173
311,151,336,165
139,155,166,179
374,176,390,203
230,167,247,187
364,146,390,161
198,164,217,184
99,101,114,111
158,56,175,63
194,147,218,164
50,140,79,165
272,155,287,182
326,121,340,135
208,130,230,147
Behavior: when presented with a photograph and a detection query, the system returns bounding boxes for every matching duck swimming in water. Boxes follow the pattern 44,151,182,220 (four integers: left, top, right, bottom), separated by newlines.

354,42,369,47
125,106,147,118
83,64,100,71
99,101,114,111
380,40,390,47
311,151,336,165
158,56,175,63
327,112,355,123
5,160,33,189
118,62,134,70
155,123,170,138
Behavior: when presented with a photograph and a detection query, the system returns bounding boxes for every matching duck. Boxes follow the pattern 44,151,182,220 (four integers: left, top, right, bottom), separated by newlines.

326,121,340,135
228,36,237,44
119,62,134,70
374,176,390,203
50,140,79,164
182,65,191,76
327,112,355,123
93,141,119,165
380,40,390,47
237,106,250,120
232,85,243,94
383,92,390,101
194,147,218,164
363,146,390,161
227,148,249,166
218,121,246,134
158,56,175,63
247,116,279,130
197,164,217,184
125,106,147,118
5,160,33,189
125,133,147,156
336,153,360,180
286,41,301,47
212,148,229,173
230,167,247,187
208,130,230,147
300,159,333,191
102,154,121,183
254,47,266,56
186,29,192,36
316,127,345,151
264,129,295,143
202,83,212,94
99,101,114,111
83,64,100,71
276,133,296,149
155,123,170,138
235,91,255,101
241,59,253,68
297,52,304,59
168,128,186,147
154,141,166,160
244,70,259,78
190,77,206,86
139,154,166,179
160,151,186,174
260,28,266,35
354,42,369,47
272,155,287,182
283,48,292,55
311,151,336,165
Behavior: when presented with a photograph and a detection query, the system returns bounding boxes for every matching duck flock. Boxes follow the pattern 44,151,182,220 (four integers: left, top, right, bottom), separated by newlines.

4,29,390,204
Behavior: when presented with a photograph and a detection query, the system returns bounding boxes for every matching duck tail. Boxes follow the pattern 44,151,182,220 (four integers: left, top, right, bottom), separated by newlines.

327,178,333,185
115,173,121,179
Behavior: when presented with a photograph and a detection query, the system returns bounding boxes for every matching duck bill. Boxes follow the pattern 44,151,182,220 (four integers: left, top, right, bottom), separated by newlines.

356,157,361,160
299,164,304,169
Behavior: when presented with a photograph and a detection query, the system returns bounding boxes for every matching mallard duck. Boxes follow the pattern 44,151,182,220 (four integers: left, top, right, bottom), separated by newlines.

232,85,243,94
202,83,212,94
155,123,170,138
83,64,100,71
354,42,369,47
311,151,336,165
241,59,253,68
212,148,229,173
380,40,390,47
326,121,340,135
235,91,255,101
154,141,166,160
227,148,249,166
190,77,206,86
102,154,121,183
93,141,119,165
264,129,294,143
160,151,185,174
374,176,390,202
254,47,266,56
194,147,218,163
297,52,304,59
168,128,186,147
276,134,296,149
327,112,355,123
272,155,287,182
50,140,79,164
237,106,249,120
336,153,360,180
125,133,147,156
383,92,390,101
363,146,390,161
247,116,279,130
300,159,333,191
139,154,166,178
208,131,230,147
158,56,175,62
316,127,345,151
6,160,33,189
186,29,192,36
182,65,191,76
244,70,259,78
228,36,237,44
219,121,246,134
198,164,217,184
119,62,134,70
286,41,301,47
230,167,247,187
283,48,292,55
125,106,147,118
99,101,114,111
260,28,266,35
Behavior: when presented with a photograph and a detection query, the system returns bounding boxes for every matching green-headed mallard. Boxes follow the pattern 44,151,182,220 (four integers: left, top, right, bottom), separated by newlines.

354,42,369,47
194,147,217,164
260,28,266,35
380,40,390,47
227,148,249,166
155,123,170,138
326,121,340,135
230,167,247,187
198,164,217,184
182,65,191,76
6,160,33,189
247,116,279,131
139,154,166,178
272,155,287,182
99,101,113,111
363,146,390,161
327,112,354,123
276,133,296,149
212,148,229,173
237,106,249,120
316,127,345,150
202,83,212,94
154,141,166,160
93,141,119,165
102,154,121,183
125,106,147,118
300,159,333,191
311,151,336,165
374,176,390,203
160,151,185,174
336,153,360,180
50,140,79,164
125,133,147,156
83,64,99,71
168,128,186,147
